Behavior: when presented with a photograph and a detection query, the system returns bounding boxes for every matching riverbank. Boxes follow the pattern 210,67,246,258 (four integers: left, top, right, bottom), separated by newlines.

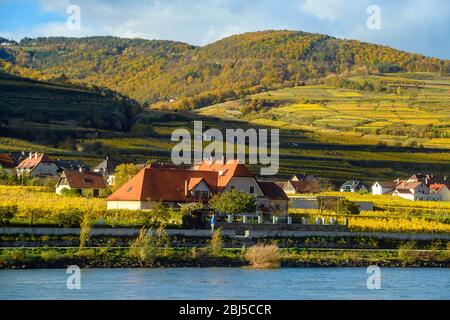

1,247,448,269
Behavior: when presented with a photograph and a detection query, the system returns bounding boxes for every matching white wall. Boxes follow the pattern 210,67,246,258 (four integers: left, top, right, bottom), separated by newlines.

223,177,264,196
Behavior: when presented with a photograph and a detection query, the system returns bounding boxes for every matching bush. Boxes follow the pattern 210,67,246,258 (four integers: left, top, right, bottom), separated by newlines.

398,241,417,265
129,228,155,261
60,188,82,197
338,199,360,215
0,205,18,225
208,228,223,256
246,244,280,269
53,208,83,227
41,249,62,262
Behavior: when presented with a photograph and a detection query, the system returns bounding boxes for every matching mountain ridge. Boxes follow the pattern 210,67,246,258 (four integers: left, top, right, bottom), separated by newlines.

1,30,449,107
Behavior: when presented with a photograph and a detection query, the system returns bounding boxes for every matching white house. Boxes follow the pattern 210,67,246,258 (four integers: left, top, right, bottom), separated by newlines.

371,180,399,195
339,180,368,193
107,160,289,214
16,153,59,177
56,170,108,197
392,181,432,201
430,184,450,201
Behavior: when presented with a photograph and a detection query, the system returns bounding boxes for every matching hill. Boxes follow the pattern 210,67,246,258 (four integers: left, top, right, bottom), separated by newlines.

1,31,449,107
198,72,450,149
0,71,141,145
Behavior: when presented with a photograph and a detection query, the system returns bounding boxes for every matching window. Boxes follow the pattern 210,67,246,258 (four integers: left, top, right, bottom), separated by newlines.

93,189,99,197
230,186,236,190
250,186,255,194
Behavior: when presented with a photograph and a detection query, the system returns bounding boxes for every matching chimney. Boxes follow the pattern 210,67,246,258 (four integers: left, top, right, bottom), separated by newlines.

79,167,84,173
35,153,38,159
29,152,32,159
184,180,188,196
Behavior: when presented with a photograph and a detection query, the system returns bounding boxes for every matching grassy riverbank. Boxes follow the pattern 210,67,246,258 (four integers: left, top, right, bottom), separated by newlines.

1,247,448,269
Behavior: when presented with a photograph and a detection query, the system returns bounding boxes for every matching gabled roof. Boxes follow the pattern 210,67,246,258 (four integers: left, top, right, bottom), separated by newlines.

374,180,399,188
291,174,316,182
340,180,366,188
16,153,55,170
56,159,90,171
108,167,218,202
0,153,16,169
196,160,254,190
94,158,120,174
258,181,289,201
60,170,107,189
289,180,311,193
429,183,449,192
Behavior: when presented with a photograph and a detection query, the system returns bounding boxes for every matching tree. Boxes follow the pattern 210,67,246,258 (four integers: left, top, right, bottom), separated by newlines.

112,163,139,191
209,189,256,215
337,199,360,215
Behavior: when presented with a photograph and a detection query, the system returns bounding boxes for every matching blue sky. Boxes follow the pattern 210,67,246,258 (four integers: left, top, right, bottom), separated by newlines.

0,0,449,59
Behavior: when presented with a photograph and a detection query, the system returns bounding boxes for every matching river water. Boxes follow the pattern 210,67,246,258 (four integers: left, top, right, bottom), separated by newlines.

0,268,448,300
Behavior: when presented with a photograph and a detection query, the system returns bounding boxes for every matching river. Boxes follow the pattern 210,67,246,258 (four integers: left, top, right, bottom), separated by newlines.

0,268,448,300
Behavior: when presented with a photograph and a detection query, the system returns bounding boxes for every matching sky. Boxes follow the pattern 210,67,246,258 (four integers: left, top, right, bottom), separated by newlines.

0,0,449,59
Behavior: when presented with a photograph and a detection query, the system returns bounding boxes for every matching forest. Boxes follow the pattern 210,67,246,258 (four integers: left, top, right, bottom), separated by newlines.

1,30,449,109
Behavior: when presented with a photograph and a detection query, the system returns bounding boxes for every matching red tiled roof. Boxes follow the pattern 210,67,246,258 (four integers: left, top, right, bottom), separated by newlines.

61,170,107,189
108,167,218,202
16,153,54,170
258,181,289,201
196,160,254,189
0,154,16,169
429,183,448,192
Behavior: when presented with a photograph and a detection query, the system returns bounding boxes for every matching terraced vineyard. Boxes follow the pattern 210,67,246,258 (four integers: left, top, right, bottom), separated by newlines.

196,73,450,182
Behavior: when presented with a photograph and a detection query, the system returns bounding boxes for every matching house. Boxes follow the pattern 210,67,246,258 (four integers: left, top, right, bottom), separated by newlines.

94,157,120,186
339,180,368,193
196,160,264,196
291,174,318,183
258,181,289,215
107,160,289,214
392,181,431,201
371,180,399,195
429,184,450,201
279,174,322,194
279,180,310,194
16,152,59,177
0,153,17,174
380,173,450,201
55,159,91,173
107,166,219,210
56,170,108,197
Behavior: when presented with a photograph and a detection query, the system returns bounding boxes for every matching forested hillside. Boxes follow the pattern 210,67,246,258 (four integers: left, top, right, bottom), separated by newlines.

1,31,449,109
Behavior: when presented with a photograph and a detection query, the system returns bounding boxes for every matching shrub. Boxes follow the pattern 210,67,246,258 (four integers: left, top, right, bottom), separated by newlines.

129,228,154,261
53,208,83,227
0,205,18,225
246,244,280,269
79,212,93,250
41,249,62,262
338,199,360,215
60,188,82,197
398,241,417,265
208,228,223,256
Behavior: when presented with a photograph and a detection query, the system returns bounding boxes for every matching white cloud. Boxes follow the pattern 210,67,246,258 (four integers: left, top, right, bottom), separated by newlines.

300,0,368,22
